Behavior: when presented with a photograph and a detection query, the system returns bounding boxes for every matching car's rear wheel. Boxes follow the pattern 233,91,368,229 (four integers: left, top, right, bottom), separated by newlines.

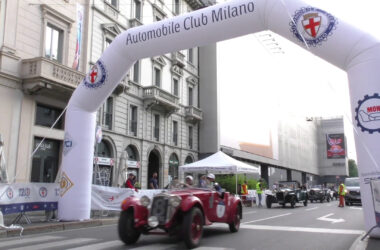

182,207,204,249
118,210,140,245
229,205,241,233
266,196,272,208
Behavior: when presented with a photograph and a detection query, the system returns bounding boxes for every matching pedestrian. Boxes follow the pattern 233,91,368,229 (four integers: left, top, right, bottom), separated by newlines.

125,172,138,192
338,181,346,207
256,178,263,207
149,172,159,189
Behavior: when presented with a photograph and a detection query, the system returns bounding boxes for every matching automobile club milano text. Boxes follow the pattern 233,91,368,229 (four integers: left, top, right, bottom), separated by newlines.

126,1,255,45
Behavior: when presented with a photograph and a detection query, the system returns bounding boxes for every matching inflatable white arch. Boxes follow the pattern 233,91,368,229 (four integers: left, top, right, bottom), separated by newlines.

59,0,380,236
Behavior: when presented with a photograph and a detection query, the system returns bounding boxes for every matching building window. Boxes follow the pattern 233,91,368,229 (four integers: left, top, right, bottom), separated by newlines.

133,60,140,83
188,87,193,106
31,137,60,183
188,126,193,149
35,103,64,129
173,78,179,96
105,37,112,50
130,105,138,136
154,67,161,87
188,48,193,64
106,0,118,8
134,0,142,20
102,97,113,130
154,114,160,141
45,24,63,62
173,121,178,146
174,0,180,15
155,16,162,22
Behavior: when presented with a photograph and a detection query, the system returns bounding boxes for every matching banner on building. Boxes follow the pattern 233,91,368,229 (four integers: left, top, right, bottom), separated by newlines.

326,134,346,159
0,183,59,215
72,3,84,70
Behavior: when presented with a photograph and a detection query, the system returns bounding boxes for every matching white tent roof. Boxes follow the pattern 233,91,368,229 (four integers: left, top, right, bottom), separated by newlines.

179,151,260,174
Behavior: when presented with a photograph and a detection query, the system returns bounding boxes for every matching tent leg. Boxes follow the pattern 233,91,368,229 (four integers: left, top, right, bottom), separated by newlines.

236,174,238,195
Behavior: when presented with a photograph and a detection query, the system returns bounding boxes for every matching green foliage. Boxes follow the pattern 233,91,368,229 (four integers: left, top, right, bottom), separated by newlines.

348,159,358,177
215,174,258,194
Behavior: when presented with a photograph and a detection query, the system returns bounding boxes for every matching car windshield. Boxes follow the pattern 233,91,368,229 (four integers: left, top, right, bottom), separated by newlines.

278,182,298,189
345,178,360,187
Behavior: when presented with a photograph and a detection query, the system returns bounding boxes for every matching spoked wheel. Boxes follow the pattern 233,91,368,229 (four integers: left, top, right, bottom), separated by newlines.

303,199,308,206
182,207,204,249
290,197,296,208
229,205,241,232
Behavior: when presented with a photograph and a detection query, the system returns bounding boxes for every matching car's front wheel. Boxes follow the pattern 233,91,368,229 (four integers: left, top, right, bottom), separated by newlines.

303,199,308,206
290,197,296,208
266,196,272,208
229,205,241,232
118,210,141,245
182,207,204,249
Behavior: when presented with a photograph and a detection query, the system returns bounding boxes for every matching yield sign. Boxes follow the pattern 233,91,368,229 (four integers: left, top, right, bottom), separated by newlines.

317,213,345,224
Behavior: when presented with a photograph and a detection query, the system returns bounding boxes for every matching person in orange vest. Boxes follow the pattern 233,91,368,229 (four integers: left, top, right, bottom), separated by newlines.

338,181,346,207
241,181,248,196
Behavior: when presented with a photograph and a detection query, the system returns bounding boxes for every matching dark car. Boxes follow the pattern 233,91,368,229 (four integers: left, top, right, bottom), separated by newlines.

345,177,362,206
308,186,331,203
266,181,308,208
118,186,242,249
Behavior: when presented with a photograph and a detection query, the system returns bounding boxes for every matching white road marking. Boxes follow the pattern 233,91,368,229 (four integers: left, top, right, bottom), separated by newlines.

305,207,319,211
243,211,257,215
349,207,362,210
0,236,64,248
68,240,123,250
9,238,97,250
242,213,292,224
211,224,364,235
317,213,345,223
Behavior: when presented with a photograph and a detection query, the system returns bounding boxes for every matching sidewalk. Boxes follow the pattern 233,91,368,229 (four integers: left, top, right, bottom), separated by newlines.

350,234,380,250
0,211,119,238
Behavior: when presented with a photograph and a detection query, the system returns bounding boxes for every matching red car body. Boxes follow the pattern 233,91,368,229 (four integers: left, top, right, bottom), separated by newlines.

118,187,242,249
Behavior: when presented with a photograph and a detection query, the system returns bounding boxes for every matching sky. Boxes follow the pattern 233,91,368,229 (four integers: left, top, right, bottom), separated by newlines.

217,0,380,161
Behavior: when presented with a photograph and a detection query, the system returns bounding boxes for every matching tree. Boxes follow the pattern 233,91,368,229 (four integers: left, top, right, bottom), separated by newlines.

348,159,358,177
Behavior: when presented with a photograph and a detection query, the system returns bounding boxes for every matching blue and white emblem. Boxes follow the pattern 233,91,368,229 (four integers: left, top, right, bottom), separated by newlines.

83,60,107,89
216,201,226,218
290,7,337,47
355,93,380,134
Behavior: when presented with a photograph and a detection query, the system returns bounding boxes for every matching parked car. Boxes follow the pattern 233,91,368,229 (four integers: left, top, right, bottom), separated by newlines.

308,185,331,203
266,181,308,208
345,177,362,206
118,185,242,249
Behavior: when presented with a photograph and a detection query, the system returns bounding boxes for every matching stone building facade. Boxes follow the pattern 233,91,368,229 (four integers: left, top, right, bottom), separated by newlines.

0,0,210,188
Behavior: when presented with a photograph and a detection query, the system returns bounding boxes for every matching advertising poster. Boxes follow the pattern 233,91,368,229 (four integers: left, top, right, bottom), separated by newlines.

326,134,346,159
370,179,380,226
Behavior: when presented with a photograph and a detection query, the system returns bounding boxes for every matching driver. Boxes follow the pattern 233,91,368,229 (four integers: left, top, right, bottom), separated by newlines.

184,175,194,187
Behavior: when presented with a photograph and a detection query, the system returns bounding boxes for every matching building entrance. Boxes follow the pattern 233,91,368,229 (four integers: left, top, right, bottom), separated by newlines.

148,150,160,188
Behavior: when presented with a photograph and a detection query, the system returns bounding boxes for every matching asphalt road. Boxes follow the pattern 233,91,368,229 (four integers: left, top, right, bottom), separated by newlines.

0,200,368,250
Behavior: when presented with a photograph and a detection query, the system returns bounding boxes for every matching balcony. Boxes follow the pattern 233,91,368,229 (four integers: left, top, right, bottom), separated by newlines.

143,86,179,114
21,57,85,94
185,106,203,123
113,79,130,95
171,51,186,67
129,18,143,28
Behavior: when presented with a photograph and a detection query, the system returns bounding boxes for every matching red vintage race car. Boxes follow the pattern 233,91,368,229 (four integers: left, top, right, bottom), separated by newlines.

118,187,242,249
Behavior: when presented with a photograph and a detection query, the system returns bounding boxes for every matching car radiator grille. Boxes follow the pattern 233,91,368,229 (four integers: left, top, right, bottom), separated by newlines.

349,191,360,196
151,196,168,225
276,192,284,200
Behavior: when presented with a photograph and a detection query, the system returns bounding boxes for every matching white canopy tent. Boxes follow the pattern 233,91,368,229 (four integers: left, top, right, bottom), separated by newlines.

179,151,260,193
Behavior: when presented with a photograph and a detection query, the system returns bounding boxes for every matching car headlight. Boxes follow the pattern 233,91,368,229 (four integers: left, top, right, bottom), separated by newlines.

148,216,159,227
168,195,181,208
140,195,151,207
